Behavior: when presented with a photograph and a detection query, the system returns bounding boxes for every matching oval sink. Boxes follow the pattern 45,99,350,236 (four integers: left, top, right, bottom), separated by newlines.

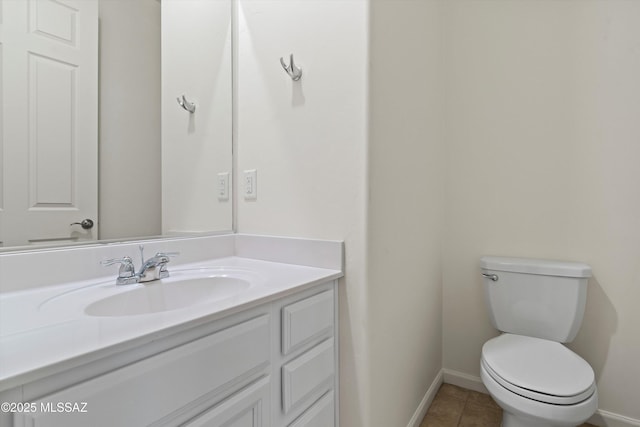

85,276,251,317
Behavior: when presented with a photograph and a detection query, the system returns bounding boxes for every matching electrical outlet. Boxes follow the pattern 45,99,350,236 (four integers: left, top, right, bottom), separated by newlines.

217,172,229,201
244,169,257,200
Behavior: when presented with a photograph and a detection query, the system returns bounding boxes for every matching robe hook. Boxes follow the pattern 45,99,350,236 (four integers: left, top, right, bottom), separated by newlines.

280,54,302,81
177,94,196,113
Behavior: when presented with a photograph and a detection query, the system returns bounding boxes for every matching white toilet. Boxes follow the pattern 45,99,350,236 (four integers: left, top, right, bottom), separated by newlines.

479,256,598,427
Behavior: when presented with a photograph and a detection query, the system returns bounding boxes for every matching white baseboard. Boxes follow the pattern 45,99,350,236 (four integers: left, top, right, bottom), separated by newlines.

442,369,640,427
406,369,444,427
588,410,640,427
442,368,488,394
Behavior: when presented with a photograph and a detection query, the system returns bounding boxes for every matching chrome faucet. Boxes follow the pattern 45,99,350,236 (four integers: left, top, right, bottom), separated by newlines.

102,246,179,285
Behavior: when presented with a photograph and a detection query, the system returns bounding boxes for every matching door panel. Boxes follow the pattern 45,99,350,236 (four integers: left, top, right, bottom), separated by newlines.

0,0,98,247
0,0,5,246
29,53,75,207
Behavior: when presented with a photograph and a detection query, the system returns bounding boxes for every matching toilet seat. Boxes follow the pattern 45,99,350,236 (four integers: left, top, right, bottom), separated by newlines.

481,334,596,405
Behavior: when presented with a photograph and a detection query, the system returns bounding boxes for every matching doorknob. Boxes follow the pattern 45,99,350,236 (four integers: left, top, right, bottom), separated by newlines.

70,219,94,230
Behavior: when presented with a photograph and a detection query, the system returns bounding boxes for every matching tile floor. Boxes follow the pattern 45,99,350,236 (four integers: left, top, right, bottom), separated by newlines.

420,383,597,427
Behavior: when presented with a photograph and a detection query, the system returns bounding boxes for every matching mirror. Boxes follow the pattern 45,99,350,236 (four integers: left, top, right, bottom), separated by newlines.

0,0,233,251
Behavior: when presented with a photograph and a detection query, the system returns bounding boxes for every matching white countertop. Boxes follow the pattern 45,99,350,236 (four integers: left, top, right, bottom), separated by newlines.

0,256,342,392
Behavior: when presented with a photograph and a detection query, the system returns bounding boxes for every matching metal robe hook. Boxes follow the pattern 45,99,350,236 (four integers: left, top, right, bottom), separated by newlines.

177,94,196,113
280,54,302,81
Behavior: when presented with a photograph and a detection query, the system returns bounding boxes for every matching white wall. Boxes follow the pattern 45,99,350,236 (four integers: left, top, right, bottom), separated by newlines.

235,1,370,425
236,1,445,426
443,0,640,422
162,0,233,234
99,0,161,239
368,0,443,426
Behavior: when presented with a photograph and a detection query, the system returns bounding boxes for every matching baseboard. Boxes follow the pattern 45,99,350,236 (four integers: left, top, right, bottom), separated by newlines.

588,410,640,427
442,368,487,394
442,369,640,427
406,369,444,427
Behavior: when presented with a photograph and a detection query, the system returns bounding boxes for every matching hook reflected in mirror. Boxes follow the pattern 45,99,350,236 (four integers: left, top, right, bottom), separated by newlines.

177,94,196,113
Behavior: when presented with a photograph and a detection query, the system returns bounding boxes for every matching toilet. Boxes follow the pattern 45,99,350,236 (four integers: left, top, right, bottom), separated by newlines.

479,256,598,427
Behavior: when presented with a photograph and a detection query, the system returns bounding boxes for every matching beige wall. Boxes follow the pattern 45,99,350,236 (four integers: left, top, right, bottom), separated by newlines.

368,0,444,426
443,0,640,421
99,0,161,239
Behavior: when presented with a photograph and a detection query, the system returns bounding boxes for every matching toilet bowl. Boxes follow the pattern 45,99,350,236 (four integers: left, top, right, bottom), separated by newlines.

481,334,597,427
479,257,598,427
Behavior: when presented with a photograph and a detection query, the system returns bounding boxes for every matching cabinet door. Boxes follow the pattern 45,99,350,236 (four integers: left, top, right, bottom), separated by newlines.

282,289,334,356
282,339,334,414
14,315,270,427
185,377,270,427
288,391,334,427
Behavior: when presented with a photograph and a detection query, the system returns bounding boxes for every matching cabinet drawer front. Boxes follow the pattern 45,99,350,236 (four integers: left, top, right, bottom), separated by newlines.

15,315,270,427
185,377,270,427
282,289,333,355
282,339,334,414
288,391,334,427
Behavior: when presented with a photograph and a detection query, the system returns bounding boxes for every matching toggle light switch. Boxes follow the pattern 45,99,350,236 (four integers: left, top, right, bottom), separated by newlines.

244,169,257,200
217,172,229,201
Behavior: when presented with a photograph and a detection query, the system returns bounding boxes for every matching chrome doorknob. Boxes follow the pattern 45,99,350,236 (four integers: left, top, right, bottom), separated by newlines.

70,219,94,230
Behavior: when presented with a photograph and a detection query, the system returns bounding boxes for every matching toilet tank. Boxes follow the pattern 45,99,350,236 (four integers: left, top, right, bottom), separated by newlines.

480,256,592,343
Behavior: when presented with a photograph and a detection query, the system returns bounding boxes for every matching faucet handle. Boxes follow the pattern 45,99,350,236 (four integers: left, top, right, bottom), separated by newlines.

101,256,139,285
155,251,179,257
155,251,180,259
153,252,179,279
101,256,134,268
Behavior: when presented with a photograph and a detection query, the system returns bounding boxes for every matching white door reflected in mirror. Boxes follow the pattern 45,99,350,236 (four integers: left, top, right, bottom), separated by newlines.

0,0,98,247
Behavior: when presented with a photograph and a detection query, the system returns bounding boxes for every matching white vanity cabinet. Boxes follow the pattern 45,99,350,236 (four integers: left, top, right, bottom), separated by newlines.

13,312,272,427
6,280,338,427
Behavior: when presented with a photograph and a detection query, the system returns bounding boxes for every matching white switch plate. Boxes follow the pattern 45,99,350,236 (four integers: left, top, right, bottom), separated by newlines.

217,172,229,201
244,169,257,200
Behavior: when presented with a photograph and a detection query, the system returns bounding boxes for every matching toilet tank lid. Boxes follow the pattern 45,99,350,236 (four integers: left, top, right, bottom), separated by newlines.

480,256,592,278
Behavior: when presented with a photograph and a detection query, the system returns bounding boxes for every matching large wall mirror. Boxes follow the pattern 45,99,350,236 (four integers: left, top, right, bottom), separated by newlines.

0,0,233,251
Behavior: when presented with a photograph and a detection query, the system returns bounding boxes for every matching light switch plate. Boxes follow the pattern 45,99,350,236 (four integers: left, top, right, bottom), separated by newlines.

217,172,229,201
244,169,257,200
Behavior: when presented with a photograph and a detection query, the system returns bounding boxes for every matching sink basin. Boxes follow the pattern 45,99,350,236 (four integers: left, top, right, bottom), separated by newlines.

85,275,251,317
36,267,261,319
